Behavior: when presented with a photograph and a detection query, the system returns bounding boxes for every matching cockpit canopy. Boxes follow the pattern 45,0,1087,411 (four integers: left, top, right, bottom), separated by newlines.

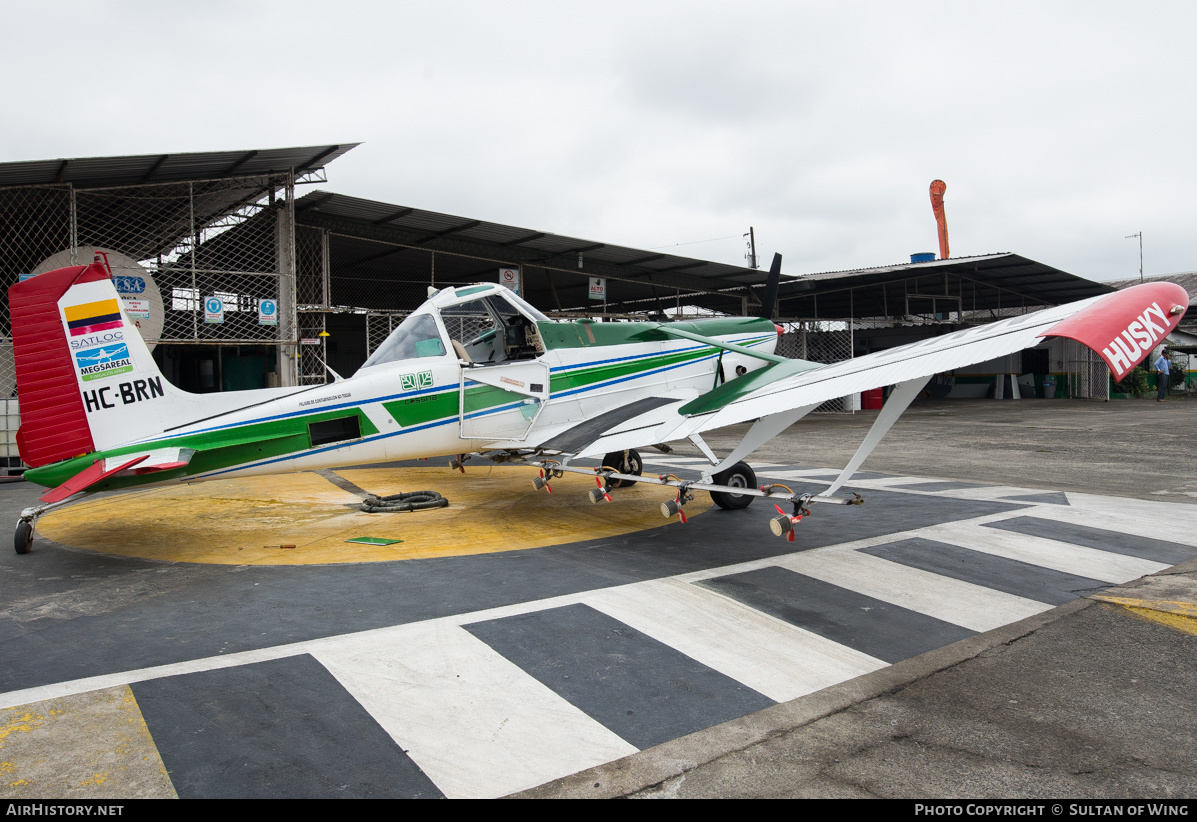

360,284,549,370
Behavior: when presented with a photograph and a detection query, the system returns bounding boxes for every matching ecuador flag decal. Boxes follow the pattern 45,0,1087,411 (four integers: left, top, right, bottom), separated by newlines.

63,299,123,336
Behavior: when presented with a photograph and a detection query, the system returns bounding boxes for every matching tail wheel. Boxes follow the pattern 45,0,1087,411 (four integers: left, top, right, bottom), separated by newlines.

710,462,757,510
603,449,643,488
15,520,33,555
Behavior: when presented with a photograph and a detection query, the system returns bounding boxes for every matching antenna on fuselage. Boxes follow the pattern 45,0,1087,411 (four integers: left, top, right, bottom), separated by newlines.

757,253,782,320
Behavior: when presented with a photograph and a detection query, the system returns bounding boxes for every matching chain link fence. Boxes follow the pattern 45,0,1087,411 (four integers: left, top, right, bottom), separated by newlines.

0,175,298,469
297,311,328,385
366,313,407,358
79,177,290,345
1173,351,1192,397
329,234,438,312
0,175,295,349
1062,337,1110,399
0,185,73,397
777,322,854,413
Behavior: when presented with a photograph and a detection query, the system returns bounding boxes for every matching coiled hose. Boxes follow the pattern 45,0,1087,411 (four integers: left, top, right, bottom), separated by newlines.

360,491,449,513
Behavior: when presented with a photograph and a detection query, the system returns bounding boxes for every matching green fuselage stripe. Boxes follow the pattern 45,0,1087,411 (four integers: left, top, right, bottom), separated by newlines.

25,406,381,490
27,324,774,492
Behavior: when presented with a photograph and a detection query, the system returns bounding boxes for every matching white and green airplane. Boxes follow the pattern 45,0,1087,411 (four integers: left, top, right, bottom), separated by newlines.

8,254,1188,554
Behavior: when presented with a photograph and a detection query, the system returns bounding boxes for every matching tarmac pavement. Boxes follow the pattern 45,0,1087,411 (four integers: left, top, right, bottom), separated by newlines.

518,398,1197,799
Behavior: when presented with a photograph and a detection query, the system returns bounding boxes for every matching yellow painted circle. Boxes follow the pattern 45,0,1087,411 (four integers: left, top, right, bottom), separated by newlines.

36,466,712,565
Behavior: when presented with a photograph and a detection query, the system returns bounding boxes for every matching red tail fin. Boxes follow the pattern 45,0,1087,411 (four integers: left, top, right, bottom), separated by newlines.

10,261,110,467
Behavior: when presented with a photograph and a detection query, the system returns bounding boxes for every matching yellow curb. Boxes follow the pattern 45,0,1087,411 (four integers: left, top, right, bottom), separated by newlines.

1091,595,1197,636
0,686,176,799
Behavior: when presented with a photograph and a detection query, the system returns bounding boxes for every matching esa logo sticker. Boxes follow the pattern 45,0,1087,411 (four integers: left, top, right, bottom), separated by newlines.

400,370,434,391
113,275,146,294
75,343,133,382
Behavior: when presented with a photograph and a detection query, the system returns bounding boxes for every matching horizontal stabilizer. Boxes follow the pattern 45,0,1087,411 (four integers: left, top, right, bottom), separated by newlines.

39,455,148,503
39,447,198,503
102,447,196,475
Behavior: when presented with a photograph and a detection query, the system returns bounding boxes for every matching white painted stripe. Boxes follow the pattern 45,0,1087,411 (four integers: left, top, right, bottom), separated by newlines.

1050,494,1197,548
314,622,636,799
773,547,1052,631
0,590,601,710
920,522,1169,583
582,578,886,703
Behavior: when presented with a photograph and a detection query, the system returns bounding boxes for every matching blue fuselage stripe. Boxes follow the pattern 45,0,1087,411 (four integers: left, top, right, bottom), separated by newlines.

172,335,773,473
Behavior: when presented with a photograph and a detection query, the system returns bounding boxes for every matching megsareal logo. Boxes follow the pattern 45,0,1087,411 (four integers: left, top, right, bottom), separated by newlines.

63,298,124,337
74,343,134,382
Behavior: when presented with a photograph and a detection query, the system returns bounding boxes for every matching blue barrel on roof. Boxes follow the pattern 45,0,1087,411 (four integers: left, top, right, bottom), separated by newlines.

910,252,936,263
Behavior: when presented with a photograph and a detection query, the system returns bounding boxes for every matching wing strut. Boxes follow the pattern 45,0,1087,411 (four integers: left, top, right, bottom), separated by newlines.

688,433,720,465
820,376,930,497
703,402,821,480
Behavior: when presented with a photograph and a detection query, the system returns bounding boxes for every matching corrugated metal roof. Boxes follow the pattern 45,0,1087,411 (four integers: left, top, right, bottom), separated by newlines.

0,144,359,189
1109,272,1197,305
293,191,1111,319
294,190,763,294
774,253,1114,320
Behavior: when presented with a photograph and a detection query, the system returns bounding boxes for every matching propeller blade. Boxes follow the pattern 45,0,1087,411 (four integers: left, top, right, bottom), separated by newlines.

757,253,782,319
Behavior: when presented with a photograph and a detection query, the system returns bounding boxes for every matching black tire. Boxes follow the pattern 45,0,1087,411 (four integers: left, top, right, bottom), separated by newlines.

15,520,32,555
710,461,757,510
603,449,643,488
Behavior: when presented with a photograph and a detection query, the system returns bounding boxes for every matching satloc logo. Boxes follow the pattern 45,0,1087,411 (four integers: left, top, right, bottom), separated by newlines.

69,330,125,350
83,377,165,413
1103,302,1171,378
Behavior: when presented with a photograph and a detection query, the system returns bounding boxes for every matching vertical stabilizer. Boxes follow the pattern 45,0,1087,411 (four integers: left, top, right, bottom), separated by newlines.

10,258,205,465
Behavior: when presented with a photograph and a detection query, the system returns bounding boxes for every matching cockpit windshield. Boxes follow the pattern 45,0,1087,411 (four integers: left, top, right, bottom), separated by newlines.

442,291,545,363
360,312,446,369
360,288,549,371
502,291,550,323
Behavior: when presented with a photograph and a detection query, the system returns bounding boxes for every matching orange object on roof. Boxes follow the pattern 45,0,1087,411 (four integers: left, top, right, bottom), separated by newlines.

929,179,949,260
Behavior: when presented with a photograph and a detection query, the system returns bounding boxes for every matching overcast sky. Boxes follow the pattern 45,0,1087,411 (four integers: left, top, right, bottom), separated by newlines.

5,1,1194,282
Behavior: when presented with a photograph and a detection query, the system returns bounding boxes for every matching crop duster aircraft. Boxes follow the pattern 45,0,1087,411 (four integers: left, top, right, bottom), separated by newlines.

7,254,1188,554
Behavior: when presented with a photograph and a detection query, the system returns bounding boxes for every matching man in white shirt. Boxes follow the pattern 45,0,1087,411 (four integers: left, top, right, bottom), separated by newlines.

1155,349,1172,402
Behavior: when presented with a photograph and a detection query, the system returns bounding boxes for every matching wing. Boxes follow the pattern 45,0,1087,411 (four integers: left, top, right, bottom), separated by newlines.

566,281,1188,459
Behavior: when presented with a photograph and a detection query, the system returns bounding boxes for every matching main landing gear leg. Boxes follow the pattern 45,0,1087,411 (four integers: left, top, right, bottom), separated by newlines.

602,449,643,488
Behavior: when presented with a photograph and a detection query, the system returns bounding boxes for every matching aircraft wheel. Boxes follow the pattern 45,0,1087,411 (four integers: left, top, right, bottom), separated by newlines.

710,462,757,510
15,520,33,555
604,449,643,488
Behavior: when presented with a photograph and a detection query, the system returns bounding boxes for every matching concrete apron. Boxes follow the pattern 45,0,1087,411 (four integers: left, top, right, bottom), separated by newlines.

514,559,1197,799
